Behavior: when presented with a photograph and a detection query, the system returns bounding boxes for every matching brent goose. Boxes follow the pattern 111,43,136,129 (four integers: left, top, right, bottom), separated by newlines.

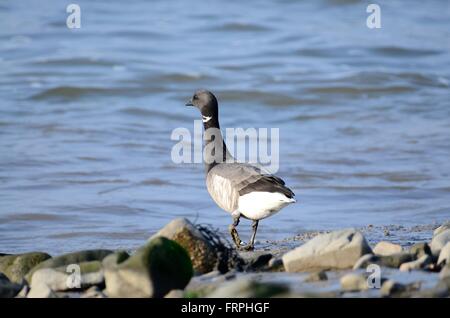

186,90,296,250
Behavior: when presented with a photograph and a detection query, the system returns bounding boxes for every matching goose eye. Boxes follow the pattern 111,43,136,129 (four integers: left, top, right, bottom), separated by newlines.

193,95,198,100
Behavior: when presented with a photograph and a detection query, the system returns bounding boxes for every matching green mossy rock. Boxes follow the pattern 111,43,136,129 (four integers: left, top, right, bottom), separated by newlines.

151,218,218,274
207,279,288,298
104,237,193,298
26,249,112,283
0,252,51,283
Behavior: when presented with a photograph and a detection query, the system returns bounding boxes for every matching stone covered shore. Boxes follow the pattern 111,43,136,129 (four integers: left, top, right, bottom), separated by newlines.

1,218,449,298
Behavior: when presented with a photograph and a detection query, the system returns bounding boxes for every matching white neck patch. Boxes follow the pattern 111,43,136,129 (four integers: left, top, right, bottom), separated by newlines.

202,115,212,123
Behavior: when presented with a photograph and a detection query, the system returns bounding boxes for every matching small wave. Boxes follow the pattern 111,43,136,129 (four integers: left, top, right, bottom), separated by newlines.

296,47,345,58
1,159,67,168
30,86,118,101
315,158,370,166
0,213,68,223
325,0,361,5
216,61,282,71
118,107,190,120
307,85,415,95
295,46,441,59
336,71,447,88
105,30,165,39
139,178,172,186
30,123,106,136
292,170,431,183
48,230,149,240
348,172,431,183
112,142,148,149
62,179,129,185
77,156,111,162
29,85,168,101
154,72,215,83
337,126,364,136
53,204,146,215
34,171,105,178
298,185,417,191
212,22,272,32
292,113,344,121
219,90,301,107
97,178,173,195
32,57,117,67
370,46,441,58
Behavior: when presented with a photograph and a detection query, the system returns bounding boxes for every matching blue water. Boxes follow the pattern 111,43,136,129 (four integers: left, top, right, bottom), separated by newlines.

0,0,449,254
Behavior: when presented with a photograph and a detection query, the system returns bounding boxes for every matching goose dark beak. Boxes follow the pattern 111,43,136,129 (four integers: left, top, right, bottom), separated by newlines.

185,99,194,106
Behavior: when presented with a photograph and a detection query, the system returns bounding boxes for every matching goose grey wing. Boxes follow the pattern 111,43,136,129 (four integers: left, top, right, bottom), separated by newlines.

209,163,295,199
206,168,240,212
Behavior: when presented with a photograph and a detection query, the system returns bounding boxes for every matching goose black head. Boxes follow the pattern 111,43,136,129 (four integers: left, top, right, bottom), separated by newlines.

186,90,218,121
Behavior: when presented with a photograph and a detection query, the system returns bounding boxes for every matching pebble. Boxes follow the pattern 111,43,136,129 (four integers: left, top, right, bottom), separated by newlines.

340,273,368,292
399,255,433,272
304,270,328,283
283,229,372,272
373,241,402,256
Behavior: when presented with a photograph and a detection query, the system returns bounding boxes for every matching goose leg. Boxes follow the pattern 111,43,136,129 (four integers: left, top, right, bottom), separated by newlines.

242,220,259,251
228,216,242,248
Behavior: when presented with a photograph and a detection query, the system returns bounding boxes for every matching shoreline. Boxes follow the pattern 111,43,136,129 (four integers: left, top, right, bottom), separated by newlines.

0,222,441,256
1,219,449,298
261,223,438,256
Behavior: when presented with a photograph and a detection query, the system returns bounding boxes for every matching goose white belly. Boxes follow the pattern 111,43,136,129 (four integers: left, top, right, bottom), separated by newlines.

237,191,295,220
